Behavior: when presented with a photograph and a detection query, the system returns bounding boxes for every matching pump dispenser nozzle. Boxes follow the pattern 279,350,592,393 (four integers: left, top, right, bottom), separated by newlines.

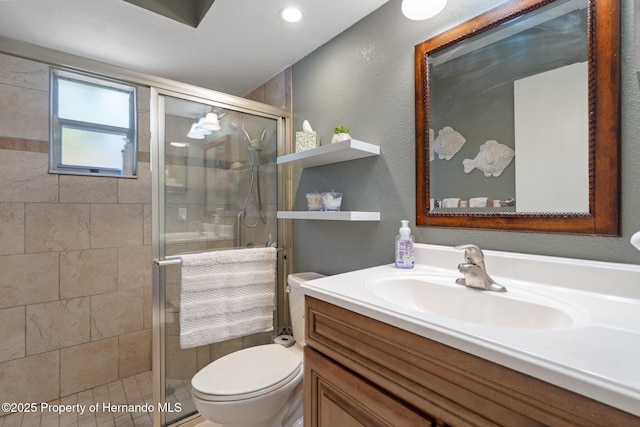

399,220,411,239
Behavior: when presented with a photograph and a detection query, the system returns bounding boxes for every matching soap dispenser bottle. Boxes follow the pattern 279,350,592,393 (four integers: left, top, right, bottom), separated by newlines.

395,220,415,269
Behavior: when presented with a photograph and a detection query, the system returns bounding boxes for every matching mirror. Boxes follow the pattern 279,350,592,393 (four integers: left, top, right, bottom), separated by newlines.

415,0,620,235
636,0,640,85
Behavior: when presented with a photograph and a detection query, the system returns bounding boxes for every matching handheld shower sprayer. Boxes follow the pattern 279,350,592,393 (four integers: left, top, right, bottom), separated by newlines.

236,115,268,244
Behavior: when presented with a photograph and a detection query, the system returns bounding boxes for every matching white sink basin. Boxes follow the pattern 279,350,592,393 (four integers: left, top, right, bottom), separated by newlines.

365,275,579,329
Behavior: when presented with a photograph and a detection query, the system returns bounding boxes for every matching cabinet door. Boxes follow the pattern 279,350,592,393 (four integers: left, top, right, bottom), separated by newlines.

304,347,433,427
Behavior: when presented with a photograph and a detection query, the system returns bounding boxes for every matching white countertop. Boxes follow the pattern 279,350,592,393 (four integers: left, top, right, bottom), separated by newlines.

300,244,640,417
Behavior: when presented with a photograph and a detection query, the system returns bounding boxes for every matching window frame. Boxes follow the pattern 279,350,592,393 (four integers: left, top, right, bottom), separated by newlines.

50,67,138,178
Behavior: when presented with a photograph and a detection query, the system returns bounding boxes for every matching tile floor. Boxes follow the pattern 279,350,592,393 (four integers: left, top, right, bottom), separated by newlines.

0,372,199,427
0,371,153,427
1,371,151,426
163,378,196,427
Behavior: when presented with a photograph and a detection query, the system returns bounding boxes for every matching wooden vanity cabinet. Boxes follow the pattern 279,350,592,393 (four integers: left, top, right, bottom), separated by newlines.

303,296,639,427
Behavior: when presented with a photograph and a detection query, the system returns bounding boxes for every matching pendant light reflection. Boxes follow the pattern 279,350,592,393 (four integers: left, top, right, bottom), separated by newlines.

187,123,205,139
402,0,447,20
187,112,221,139
201,113,221,131
170,141,190,148
195,118,213,135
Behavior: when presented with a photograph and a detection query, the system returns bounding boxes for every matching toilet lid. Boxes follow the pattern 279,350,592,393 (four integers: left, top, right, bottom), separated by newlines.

191,344,301,401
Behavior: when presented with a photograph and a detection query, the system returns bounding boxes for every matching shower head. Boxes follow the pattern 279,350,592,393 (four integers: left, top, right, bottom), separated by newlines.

242,127,254,144
248,128,267,151
239,128,263,151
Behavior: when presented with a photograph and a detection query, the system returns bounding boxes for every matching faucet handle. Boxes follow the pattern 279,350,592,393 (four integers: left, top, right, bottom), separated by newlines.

454,244,485,268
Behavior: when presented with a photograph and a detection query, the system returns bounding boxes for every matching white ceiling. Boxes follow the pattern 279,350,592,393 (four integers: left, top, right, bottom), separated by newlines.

0,0,389,97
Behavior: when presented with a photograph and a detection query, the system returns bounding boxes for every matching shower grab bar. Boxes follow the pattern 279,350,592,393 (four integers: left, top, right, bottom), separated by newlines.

153,248,285,266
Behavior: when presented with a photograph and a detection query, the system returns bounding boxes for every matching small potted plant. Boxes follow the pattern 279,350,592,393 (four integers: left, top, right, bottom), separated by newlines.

331,125,351,144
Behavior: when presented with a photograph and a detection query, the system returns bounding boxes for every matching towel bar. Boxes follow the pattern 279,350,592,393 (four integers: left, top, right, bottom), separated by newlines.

153,248,285,267
153,258,182,266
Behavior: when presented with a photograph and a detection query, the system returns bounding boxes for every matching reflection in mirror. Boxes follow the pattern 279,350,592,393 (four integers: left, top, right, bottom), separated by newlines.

430,0,588,213
163,96,278,249
415,0,620,235
636,0,640,84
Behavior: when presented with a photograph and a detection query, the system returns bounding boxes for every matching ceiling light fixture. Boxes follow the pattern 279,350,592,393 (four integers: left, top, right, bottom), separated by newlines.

401,0,447,20
170,141,190,148
194,118,213,135
187,112,221,139
200,112,221,131
187,123,205,139
280,6,302,23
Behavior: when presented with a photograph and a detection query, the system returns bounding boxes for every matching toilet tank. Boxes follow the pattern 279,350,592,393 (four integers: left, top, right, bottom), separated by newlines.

287,272,325,347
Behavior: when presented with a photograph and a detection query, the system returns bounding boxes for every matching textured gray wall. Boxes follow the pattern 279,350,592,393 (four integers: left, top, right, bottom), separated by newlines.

291,0,640,275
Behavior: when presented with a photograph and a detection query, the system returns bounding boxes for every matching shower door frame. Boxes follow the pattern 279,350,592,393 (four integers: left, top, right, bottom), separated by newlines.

150,87,292,427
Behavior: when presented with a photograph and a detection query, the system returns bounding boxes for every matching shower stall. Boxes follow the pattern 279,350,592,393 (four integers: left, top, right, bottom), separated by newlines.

151,88,291,426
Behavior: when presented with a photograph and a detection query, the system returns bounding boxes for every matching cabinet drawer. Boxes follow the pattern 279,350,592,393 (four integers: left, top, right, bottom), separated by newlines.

305,296,638,426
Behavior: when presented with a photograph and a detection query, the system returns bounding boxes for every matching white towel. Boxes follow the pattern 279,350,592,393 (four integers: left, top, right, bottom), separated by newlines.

179,247,276,349
442,198,460,208
469,197,489,208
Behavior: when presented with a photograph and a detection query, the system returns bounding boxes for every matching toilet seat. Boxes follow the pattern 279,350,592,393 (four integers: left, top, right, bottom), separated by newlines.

192,344,301,402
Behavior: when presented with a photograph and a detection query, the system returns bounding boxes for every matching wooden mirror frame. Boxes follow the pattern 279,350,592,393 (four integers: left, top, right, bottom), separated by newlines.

415,0,620,235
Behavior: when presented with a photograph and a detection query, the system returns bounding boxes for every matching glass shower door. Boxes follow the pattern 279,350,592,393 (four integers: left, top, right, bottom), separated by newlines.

153,92,282,426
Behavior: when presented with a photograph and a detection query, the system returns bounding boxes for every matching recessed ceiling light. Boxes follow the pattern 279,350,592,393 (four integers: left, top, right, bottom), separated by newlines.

402,0,447,20
280,6,302,23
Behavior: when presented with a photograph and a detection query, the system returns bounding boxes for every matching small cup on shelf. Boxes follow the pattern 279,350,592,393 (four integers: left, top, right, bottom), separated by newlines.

322,191,343,211
306,193,324,211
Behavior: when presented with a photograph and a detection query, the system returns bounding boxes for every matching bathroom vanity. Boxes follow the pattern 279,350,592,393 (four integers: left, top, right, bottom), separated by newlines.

301,244,640,426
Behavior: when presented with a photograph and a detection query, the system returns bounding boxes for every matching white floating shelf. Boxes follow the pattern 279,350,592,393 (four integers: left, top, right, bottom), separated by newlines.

277,139,380,168
277,211,380,221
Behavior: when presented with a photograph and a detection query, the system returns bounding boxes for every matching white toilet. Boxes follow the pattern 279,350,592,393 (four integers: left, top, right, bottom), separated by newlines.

191,272,324,427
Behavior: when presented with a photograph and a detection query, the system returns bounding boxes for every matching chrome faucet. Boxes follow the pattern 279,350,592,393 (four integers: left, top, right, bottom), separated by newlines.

454,244,507,292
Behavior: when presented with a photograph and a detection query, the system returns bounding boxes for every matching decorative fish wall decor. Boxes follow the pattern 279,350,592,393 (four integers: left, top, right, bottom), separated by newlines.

433,126,466,160
463,140,515,177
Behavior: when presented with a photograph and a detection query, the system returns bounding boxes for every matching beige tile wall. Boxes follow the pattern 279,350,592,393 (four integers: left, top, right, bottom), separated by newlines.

0,52,152,408
245,67,292,111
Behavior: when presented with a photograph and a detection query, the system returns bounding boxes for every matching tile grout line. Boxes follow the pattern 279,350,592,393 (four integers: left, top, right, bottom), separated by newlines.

0,371,153,427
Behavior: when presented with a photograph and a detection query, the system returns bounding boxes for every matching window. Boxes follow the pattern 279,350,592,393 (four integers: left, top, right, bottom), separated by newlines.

50,68,137,177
